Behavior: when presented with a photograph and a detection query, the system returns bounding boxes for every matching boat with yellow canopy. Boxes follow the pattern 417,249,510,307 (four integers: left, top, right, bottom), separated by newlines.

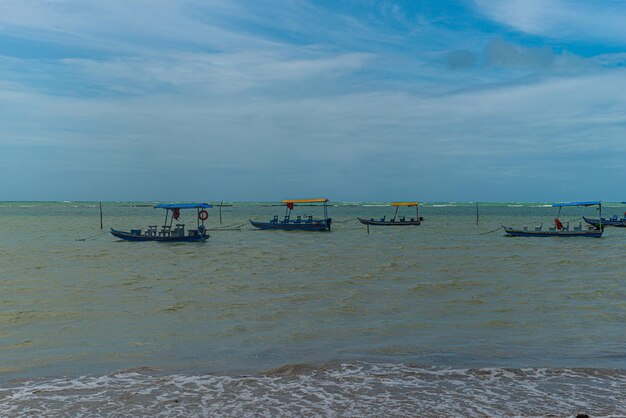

250,198,332,231
358,202,423,226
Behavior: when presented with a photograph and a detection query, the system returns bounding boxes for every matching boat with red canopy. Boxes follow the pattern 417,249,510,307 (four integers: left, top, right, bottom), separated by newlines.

358,202,423,226
249,198,332,231
111,203,212,242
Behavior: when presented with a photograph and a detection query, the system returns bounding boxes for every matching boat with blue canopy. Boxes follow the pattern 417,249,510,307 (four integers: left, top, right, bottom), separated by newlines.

503,201,603,237
250,198,332,231
583,202,626,228
111,203,212,242
358,202,423,226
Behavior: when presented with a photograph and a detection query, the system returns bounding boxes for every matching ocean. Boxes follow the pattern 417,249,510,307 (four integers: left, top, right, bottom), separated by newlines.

0,202,624,417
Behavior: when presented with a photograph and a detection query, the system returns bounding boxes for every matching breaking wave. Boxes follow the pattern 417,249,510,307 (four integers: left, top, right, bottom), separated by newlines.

1,363,624,417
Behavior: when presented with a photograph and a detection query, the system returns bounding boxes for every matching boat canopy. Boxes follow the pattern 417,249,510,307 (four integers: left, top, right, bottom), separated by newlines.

282,198,329,204
391,202,418,207
154,203,212,209
552,201,601,207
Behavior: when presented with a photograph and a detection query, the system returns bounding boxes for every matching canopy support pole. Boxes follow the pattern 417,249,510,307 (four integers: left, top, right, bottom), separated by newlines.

476,202,479,225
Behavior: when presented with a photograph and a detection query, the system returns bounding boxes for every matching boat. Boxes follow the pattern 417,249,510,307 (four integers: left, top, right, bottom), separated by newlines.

583,202,626,227
250,198,332,231
503,201,603,238
111,203,212,242
358,202,423,226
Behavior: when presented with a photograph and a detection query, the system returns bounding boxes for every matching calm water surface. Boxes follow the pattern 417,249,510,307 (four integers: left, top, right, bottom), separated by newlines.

0,202,624,416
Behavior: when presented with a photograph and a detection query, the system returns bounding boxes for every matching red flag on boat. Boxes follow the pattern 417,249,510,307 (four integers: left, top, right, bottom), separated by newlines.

172,208,180,220
554,217,563,230
286,202,294,210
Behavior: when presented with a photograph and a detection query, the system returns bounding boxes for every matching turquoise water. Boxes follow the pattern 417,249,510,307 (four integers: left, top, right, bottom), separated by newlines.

0,202,624,416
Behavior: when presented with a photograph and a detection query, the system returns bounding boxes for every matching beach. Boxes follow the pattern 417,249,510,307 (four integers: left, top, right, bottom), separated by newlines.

0,202,625,416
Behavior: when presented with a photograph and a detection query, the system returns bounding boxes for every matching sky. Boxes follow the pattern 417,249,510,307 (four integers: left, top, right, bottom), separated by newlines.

1,0,626,202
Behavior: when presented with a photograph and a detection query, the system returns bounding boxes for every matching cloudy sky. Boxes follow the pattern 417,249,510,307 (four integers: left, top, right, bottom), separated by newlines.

1,0,626,201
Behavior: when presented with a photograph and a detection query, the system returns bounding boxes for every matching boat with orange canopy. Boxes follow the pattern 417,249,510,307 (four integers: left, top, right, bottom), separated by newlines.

249,198,332,231
358,202,423,226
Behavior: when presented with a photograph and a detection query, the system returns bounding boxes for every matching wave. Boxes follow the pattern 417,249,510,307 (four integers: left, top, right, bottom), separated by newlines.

0,362,623,417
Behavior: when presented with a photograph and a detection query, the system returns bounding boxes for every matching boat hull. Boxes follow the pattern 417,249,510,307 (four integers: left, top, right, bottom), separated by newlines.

357,217,422,226
583,216,626,227
249,219,332,231
503,226,602,238
110,229,209,242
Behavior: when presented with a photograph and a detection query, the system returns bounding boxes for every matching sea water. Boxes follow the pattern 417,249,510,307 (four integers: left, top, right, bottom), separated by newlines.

0,202,624,416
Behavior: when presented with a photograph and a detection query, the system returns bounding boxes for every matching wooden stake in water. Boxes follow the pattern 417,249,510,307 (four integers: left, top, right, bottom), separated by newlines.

99,202,103,229
475,202,479,225
219,200,223,224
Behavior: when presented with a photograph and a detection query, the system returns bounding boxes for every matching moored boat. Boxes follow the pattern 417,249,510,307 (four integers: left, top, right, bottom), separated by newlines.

250,198,332,231
503,201,603,238
583,202,626,227
111,203,212,242
502,225,603,238
358,202,423,226
583,216,626,228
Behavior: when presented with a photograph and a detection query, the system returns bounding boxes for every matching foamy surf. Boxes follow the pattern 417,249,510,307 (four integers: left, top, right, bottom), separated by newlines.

0,363,623,417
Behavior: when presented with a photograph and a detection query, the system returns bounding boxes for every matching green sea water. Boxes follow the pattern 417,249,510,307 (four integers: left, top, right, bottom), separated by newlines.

0,201,624,416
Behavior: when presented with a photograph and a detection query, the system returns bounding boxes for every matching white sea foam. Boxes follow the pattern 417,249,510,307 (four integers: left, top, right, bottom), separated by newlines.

0,363,623,417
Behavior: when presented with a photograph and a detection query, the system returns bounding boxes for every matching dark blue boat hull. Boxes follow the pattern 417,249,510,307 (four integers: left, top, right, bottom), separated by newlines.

110,229,209,242
249,219,332,231
583,216,626,227
503,226,602,238
357,217,422,226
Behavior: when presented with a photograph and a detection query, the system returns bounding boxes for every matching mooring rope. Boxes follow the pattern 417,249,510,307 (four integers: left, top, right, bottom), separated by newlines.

332,218,358,224
75,231,108,241
206,222,248,231
479,226,503,235
560,216,583,224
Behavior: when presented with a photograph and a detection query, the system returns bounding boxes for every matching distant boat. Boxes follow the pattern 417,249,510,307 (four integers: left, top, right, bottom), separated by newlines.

249,198,332,231
358,202,423,226
111,203,212,242
583,201,626,227
503,201,603,238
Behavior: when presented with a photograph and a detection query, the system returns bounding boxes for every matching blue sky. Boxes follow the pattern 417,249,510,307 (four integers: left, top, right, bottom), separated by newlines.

1,0,626,201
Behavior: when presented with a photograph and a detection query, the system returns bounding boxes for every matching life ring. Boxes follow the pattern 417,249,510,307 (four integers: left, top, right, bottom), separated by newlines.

198,210,209,221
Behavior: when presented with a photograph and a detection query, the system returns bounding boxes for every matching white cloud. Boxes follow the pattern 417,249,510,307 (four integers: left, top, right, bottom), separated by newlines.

2,0,626,200
59,51,374,95
473,0,626,43
3,64,626,200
